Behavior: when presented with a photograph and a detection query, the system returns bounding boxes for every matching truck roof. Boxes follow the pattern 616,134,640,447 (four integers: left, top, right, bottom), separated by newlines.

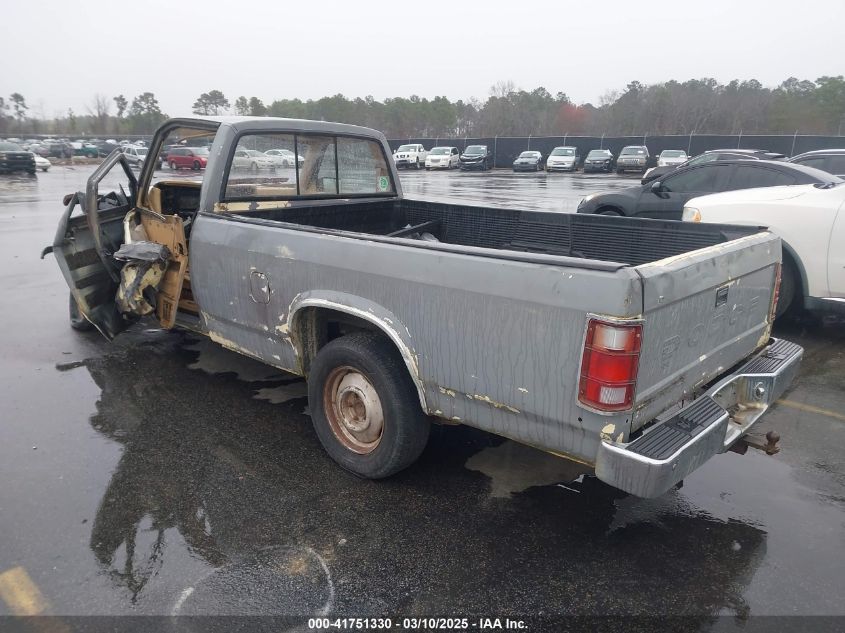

182,115,387,141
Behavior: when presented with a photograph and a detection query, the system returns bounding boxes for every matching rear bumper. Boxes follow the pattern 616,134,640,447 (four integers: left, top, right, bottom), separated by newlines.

595,338,803,498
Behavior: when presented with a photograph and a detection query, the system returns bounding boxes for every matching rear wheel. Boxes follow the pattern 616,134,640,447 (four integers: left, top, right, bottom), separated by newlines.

193,160,201,170
69,292,94,332
308,332,430,479
598,208,623,216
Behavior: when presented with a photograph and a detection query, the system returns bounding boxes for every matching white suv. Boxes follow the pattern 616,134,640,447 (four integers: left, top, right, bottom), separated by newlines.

393,144,428,169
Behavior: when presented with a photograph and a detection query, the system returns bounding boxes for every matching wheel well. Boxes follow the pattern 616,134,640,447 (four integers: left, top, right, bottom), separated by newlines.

596,205,623,216
292,307,386,376
781,243,807,304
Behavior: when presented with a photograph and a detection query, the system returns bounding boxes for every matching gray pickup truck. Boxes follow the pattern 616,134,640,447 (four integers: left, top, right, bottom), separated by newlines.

45,116,803,498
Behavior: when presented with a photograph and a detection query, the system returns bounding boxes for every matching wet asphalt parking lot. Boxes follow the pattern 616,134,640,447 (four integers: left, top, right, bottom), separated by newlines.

0,165,844,627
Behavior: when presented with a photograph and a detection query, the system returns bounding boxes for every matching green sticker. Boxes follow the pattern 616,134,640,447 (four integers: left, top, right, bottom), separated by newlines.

378,176,389,191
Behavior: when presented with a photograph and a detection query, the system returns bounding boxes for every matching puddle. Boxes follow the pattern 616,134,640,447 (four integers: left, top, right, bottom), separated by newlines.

464,440,589,497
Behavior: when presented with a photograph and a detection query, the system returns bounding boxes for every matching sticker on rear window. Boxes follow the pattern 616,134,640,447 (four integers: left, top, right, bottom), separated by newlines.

378,176,389,191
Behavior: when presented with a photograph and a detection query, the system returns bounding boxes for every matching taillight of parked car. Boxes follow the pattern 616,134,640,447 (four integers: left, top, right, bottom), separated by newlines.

578,318,642,412
769,263,782,323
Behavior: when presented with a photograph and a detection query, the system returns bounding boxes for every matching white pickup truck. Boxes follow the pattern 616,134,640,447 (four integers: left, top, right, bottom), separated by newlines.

392,143,428,169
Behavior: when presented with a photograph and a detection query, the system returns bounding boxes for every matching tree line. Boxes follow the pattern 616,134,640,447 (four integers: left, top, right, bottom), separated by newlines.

2,76,844,138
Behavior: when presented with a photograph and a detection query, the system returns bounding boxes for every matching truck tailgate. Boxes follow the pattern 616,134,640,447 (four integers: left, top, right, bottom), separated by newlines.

631,231,781,430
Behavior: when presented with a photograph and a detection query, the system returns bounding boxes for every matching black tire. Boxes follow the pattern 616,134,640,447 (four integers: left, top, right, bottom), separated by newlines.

775,259,798,319
415,159,422,170
308,332,430,479
69,292,94,332
598,208,623,216
193,160,201,171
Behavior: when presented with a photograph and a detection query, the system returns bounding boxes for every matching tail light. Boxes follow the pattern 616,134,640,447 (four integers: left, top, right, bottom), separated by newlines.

578,318,642,412
769,263,782,323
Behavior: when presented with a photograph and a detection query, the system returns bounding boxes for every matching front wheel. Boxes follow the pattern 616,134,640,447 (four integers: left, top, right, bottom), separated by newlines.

308,332,430,479
193,160,201,170
69,292,94,332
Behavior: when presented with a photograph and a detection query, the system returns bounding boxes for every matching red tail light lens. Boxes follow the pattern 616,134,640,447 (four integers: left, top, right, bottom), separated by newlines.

578,319,642,412
769,263,782,323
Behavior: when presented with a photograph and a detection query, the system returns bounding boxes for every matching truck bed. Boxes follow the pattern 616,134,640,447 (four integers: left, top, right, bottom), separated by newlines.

232,199,762,267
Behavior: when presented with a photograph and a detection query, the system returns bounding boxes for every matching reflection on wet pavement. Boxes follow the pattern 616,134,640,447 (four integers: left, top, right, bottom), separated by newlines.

1,165,843,621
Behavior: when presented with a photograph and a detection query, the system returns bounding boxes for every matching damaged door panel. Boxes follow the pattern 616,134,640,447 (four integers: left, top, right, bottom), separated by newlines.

126,209,189,328
43,150,138,338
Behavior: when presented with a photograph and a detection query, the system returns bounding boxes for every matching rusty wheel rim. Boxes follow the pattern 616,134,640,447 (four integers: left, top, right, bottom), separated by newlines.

323,366,384,454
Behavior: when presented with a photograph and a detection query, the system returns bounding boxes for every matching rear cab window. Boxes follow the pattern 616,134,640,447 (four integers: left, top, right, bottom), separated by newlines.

223,132,395,201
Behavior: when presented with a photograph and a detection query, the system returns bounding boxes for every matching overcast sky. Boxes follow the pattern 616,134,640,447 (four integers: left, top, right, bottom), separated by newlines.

2,0,843,118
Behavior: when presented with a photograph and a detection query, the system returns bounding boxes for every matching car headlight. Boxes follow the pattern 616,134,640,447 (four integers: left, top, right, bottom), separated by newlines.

682,207,701,222
583,193,598,203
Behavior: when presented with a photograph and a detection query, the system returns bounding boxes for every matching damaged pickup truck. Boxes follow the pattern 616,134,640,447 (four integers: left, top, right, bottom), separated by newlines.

44,116,803,498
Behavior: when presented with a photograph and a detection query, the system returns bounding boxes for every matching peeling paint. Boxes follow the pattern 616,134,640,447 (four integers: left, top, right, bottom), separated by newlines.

438,386,456,397
277,245,294,259
600,423,616,441
517,387,529,393
471,394,520,414
208,331,259,359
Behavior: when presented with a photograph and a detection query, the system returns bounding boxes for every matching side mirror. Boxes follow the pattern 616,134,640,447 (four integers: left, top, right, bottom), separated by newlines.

651,181,664,194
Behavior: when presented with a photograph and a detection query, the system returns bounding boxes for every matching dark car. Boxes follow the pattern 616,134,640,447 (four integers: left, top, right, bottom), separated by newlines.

642,148,786,184
788,149,845,178
583,149,615,173
27,143,49,158
577,159,839,220
512,150,544,172
616,145,650,174
96,141,121,157
46,141,74,159
459,145,493,171
0,141,36,175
